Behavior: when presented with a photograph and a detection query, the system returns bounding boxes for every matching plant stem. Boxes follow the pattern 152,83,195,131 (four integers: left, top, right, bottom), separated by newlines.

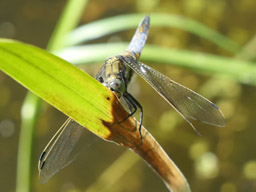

15,0,88,191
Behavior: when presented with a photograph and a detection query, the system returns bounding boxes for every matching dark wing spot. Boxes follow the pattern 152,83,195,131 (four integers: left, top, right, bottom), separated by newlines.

40,161,46,170
39,151,46,161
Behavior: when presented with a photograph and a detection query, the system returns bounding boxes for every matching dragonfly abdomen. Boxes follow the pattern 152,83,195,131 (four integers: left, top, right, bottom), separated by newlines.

128,15,150,59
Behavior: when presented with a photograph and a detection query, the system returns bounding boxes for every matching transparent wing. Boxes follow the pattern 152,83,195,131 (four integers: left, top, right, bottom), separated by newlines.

38,67,108,184
124,61,226,130
38,118,97,184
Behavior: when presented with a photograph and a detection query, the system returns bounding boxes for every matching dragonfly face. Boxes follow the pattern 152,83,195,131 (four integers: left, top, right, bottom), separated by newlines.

38,15,226,184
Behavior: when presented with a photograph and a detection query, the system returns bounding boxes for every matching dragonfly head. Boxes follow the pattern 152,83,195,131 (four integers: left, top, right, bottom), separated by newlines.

103,78,125,98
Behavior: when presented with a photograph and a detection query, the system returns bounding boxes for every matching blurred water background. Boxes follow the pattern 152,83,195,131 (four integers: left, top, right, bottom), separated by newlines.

1,0,256,191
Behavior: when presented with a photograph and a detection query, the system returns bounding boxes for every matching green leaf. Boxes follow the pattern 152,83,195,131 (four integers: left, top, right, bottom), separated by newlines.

47,0,89,51
16,1,90,191
64,13,241,53
57,43,256,86
0,39,113,138
0,38,190,192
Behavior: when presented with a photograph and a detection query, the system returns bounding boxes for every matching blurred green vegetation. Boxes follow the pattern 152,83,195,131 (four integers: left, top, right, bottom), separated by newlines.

1,0,256,192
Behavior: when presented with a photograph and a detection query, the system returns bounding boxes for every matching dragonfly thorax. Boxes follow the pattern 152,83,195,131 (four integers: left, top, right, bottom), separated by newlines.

99,56,133,98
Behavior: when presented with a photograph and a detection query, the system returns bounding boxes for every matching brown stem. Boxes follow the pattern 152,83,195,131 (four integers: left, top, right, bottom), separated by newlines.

102,96,191,192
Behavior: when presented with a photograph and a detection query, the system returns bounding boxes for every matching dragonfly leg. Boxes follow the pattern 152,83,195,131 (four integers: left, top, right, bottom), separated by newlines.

119,94,137,124
123,96,134,113
122,92,143,144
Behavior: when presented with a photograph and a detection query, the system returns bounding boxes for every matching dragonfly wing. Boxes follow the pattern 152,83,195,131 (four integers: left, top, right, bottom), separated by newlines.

124,61,226,129
38,63,109,184
38,118,97,184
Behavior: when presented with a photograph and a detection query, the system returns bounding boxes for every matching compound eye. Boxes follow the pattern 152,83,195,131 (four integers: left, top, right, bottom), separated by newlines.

110,81,120,90
115,82,120,88
98,77,104,83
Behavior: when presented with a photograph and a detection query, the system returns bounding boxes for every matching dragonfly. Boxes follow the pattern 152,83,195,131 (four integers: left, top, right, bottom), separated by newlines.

38,15,226,184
